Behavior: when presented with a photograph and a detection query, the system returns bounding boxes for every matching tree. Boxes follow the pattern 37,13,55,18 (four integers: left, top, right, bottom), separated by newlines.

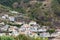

0,0,21,7
15,34,32,40
51,0,60,16
56,0,60,4
47,29,55,35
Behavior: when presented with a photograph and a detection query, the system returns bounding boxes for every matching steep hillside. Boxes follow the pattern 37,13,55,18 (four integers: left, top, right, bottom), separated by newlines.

0,0,60,27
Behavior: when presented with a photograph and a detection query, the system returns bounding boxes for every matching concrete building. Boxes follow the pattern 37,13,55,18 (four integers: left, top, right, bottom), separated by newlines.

9,16,15,22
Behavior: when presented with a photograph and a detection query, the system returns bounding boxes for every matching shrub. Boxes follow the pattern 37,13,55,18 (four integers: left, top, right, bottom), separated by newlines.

47,29,55,34
15,34,33,40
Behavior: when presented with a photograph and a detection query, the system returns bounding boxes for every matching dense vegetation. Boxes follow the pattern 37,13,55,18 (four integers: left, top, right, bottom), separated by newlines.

47,29,55,34
57,0,60,4
51,0,60,16
0,0,20,7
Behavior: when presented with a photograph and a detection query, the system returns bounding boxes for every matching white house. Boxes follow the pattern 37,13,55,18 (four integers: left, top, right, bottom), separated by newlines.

15,21,25,25
8,26,19,36
38,28,47,32
2,16,6,19
29,21,37,25
9,16,15,21
2,14,9,19
9,26,18,32
40,32,50,37
0,25,9,31
21,24,30,28
30,27,38,32
12,29,19,36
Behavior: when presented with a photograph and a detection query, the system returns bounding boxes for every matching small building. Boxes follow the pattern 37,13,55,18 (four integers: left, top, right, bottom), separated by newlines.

40,32,50,37
15,21,25,25
11,30,19,36
8,26,19,36
9,16,15,22
2,16,6,19
2,14,9,19
29,21,37,25
9,26,18,32
0,25,9,31
38,28,47,32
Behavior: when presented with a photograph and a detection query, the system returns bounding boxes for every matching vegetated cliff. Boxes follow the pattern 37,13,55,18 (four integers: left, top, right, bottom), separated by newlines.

0,0,60,27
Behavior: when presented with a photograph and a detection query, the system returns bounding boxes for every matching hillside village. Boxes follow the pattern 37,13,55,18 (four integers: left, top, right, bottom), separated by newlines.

0,0,60,40
0,10,59,40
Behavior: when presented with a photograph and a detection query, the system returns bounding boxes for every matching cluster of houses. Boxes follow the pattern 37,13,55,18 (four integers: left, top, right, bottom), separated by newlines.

0,20,46,36
0,11,60,40
1,14,15,22
1,11,28,22
0,19,60,38
0,19,50,38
